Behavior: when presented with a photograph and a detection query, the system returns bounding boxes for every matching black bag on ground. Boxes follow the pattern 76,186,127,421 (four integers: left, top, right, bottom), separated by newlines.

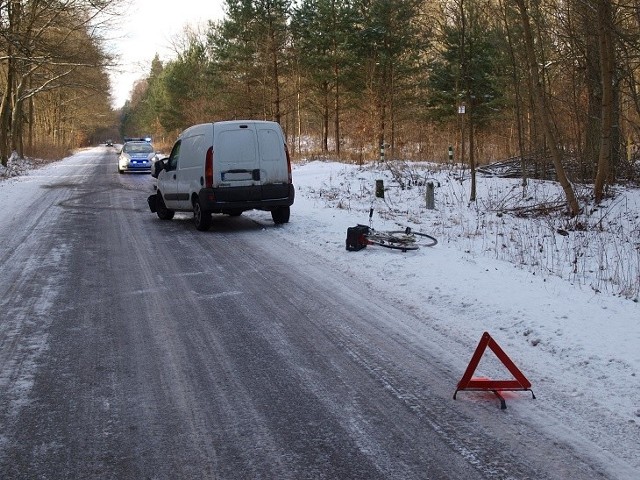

346,225,370,251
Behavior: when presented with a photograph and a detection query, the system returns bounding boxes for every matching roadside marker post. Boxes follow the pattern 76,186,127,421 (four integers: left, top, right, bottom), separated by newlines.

453,332,535,409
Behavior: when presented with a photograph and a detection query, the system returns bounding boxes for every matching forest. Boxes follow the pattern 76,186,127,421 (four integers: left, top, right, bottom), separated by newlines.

0,0,117,164
2,0,640,214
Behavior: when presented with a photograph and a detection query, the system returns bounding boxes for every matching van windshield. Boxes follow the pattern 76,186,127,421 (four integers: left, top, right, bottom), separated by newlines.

125,143,154,153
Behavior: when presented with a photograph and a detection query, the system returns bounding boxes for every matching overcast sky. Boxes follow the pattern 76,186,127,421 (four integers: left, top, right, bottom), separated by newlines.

109,0,225,108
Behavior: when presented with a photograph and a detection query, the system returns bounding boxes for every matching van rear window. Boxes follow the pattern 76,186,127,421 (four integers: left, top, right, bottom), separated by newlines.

257,128,282,162
218,130,256,164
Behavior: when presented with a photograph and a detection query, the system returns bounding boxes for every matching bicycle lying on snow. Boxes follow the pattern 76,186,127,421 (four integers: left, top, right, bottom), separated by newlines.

346,209,438,252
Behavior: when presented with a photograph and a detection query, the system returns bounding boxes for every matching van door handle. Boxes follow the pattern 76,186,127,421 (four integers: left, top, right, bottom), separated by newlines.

173,174,176,179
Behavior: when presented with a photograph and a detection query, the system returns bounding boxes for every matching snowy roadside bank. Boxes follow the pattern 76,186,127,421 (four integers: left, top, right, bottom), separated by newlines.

249,160,639,478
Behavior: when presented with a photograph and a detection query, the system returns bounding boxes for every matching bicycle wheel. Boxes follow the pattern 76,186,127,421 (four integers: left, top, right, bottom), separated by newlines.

406,229,438,247
365,231,420,251
387,228,438,248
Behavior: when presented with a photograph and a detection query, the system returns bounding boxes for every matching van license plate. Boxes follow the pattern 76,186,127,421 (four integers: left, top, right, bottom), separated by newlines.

222,171,252,181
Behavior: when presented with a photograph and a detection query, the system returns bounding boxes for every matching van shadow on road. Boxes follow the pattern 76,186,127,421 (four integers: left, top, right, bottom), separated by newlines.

164,211,285,234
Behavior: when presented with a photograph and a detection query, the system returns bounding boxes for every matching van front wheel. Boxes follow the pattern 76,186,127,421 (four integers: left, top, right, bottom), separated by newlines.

156,193,175,220
193,198,212,231
271,206,290,224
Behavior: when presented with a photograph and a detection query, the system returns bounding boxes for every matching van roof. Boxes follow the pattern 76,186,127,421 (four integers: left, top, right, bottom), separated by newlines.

215,120,277,125
179,120,280,138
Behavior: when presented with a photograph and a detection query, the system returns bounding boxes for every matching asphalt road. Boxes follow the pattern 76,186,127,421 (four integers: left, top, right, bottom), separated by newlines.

0,149,611,479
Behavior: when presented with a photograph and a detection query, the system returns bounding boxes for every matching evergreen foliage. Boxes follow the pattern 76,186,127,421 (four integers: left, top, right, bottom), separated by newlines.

118,0,640,197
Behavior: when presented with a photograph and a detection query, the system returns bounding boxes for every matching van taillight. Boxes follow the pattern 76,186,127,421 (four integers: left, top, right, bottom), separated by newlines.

205,147,214,188
284,143,292,184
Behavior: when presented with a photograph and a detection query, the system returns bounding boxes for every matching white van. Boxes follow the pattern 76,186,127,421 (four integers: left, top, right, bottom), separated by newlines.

148,120,294,231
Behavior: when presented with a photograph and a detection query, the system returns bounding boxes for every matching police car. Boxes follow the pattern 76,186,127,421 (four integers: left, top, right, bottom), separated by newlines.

118,138,156,174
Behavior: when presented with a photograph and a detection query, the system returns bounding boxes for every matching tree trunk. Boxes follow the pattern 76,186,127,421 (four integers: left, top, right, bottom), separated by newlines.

585,38,602,182
594,0,614,204
0,1,20,165
268,16,282,124
334,81,341,156
322,81,329,152
378,101,386,162
0,77,13,166
11,96,24,158
469,106,477,202
333,49,341,156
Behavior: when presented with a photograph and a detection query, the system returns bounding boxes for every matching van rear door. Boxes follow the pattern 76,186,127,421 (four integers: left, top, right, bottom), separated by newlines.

214,123,261,201
256,125,287,182
256,124,290,200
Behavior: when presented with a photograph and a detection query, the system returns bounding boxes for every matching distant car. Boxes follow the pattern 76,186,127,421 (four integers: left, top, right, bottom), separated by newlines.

118,140,155,174
106,139,113,147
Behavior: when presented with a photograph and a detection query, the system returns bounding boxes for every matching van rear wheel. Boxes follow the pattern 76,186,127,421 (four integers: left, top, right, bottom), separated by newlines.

193,198,212,231
271,206,290,224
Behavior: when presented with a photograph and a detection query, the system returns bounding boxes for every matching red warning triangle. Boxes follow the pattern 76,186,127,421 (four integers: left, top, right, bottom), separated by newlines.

455,331,531,392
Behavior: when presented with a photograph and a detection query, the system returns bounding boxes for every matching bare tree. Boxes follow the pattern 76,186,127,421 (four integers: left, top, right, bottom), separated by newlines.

512,0,580,216
0,0,118,164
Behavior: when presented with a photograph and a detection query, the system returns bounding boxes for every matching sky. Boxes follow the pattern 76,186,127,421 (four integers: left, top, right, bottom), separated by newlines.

1,153,639,478
108,0,226,108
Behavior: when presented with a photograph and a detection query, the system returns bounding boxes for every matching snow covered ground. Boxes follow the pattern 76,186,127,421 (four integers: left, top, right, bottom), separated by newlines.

2,151,639,477
255,159,640,478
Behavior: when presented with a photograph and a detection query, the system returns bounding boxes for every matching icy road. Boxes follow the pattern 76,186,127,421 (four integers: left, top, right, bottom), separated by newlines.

0,148,629,479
